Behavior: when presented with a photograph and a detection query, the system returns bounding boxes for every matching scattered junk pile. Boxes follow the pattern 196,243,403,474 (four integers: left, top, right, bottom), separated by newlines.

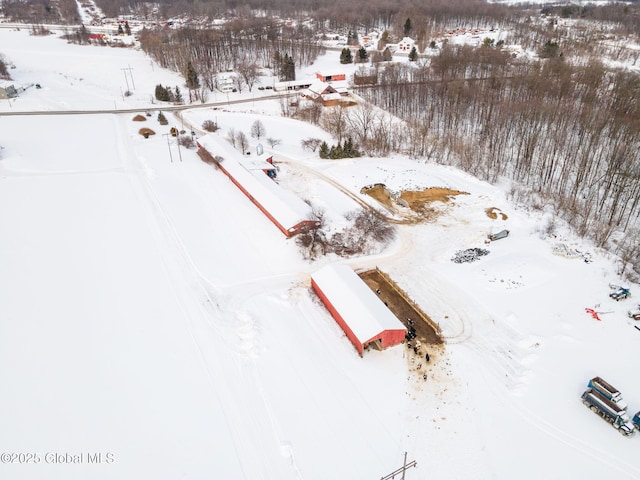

552,242,593,263
451,248,490,264
581,376,640,436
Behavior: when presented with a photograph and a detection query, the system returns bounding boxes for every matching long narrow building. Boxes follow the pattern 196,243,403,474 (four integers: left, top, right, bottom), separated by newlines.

198,134,319,237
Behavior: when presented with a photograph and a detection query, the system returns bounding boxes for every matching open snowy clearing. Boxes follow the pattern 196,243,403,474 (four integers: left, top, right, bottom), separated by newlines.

1,28,640,480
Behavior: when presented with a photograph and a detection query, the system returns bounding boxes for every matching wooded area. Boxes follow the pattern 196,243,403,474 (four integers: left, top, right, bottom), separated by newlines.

1,0,638,276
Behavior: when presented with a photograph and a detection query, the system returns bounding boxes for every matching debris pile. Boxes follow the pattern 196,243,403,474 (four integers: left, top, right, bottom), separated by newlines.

451,248,490,263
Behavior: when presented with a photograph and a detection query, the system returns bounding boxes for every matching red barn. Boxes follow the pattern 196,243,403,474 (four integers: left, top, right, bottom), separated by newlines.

316,72,346,82
311,264,406,356
197,134,319,237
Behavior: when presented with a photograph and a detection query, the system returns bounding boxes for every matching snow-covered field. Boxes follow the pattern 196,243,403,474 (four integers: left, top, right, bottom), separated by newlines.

2,28,640,480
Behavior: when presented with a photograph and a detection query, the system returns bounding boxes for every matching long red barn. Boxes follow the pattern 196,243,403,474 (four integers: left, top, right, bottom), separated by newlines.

311,264,406,356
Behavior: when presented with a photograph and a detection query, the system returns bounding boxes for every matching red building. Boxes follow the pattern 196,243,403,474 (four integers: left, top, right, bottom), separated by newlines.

197,134,319,237
316,72,346,83
311,264,406,356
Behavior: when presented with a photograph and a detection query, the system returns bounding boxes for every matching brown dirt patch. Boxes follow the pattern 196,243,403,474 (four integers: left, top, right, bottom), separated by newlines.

400,187,468,211
132,114,147,122
359,268,443,346
360,184,394,209
361,185,468,217
485,207,508,220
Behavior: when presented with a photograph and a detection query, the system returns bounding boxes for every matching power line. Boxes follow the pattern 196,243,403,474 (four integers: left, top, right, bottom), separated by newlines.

380,452,416,480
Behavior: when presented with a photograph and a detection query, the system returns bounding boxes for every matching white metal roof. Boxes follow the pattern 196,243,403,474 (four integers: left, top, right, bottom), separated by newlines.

312,264,406,344
198,134,316,232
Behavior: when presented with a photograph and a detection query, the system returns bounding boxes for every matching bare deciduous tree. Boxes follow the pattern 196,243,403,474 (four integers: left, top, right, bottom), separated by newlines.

250,120,265,139
301,138,323,152
266,137,282,148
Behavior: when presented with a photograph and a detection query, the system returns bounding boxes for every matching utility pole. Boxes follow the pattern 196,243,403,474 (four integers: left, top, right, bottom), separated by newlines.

121,67,130,91
380,452,416,480
176,136,183,162
127,64,136,89
121,65,135,91
162,133,173,163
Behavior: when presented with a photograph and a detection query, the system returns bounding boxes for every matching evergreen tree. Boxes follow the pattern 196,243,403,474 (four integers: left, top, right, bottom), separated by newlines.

273,51,281,77
124,21,131,35
155,84,170,101
280,53,295,81
408,46,418,62
117,23,124,35
185,61,200,90
382,47,392,62
357,47,368,63
157,111,168,125
319,141,329,159
340,48,353,64
174,86,183,103
403,18,412,37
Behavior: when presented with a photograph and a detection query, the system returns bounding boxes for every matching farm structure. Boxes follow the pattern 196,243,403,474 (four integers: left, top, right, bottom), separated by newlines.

274,80,313,92
197,134,319,237
311,264,407,356
316,72,346,82
303,81,345,106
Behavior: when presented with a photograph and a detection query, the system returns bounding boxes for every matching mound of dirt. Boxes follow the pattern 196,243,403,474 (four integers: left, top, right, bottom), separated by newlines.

400,187,467,211
361,185,468,220
132,114,147,122
138,127,156,138
360,184,394,209
485,207,508,220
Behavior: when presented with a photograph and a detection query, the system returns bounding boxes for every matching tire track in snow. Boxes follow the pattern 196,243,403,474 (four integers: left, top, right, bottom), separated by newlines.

120,115,310,479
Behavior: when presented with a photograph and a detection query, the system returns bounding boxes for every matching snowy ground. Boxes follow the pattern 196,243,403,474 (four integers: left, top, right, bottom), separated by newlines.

1,28,640,480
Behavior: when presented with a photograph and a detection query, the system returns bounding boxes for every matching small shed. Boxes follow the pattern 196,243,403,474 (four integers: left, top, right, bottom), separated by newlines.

311,264,407,356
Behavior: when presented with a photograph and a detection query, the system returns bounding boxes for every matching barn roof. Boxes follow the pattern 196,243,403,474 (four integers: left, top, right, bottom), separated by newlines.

311,264,406,344
198,134,316,234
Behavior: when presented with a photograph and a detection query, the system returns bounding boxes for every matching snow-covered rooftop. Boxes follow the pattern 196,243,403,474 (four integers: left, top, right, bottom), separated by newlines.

198,133,316,234
312,263,406,344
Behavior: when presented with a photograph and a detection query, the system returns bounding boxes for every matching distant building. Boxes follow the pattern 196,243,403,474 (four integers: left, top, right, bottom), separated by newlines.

274,80,313,92
303,81,343,106
316,71,346,83
396,37,415,53
216,73,235,93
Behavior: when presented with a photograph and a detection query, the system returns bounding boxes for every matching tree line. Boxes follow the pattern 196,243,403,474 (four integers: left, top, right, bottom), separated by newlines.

356,44,640,277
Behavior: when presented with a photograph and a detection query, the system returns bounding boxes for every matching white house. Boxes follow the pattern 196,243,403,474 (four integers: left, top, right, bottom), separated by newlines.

396,37,416,53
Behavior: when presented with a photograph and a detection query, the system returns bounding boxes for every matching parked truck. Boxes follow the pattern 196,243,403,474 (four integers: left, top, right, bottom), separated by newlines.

610,287,631,301
581,388,635,436
587,376,628,410
628,306,640,321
